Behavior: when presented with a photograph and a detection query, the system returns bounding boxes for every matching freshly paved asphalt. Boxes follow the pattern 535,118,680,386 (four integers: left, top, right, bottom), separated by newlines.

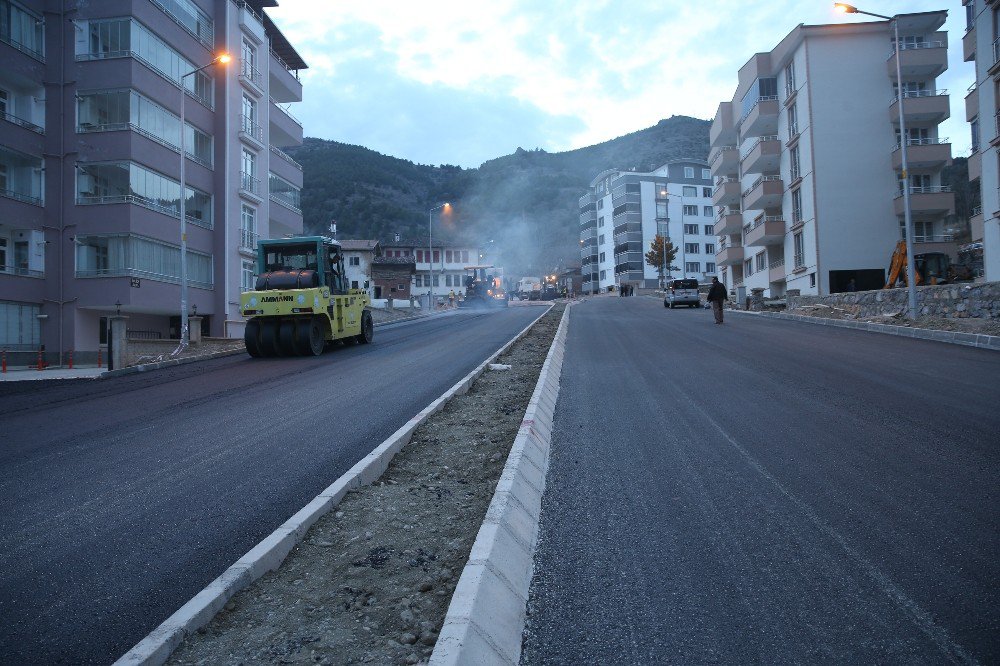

0,306,545,665
522,296,999,665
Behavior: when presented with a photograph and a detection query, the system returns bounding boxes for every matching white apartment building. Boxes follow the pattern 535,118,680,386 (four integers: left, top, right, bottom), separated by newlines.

411,240,478,301
710,11,954,297
963,0,1000,280
580,160,716,293
340,239,380,295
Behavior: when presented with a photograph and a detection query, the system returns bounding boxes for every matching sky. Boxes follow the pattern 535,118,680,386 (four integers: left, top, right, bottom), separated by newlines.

268,0,972,169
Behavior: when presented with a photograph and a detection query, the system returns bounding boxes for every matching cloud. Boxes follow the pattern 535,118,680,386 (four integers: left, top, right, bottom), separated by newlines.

267,0,975,165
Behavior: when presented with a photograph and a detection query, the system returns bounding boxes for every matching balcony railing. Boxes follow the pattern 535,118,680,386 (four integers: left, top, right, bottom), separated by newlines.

769,258,785,270
270,49,301,80
973,205,983,216
2,110,44,134
717,207,740,219
742,175,781,198
890,89,948,105
747,215,784,231
912,234,955,243
270,97,303,127
894,185,952,198
739,95,779,123
269,145,303,170
1,186,43,206
894,136,949,149
889,40,946,58
715,176,739,186
240,171,261,195
0,266,44,278
239,115,264,142
709,146,737,165
0,31,45,62
741,135,778,160
240,61,263,88
149,0,215,48
75,194,212,227
240,229,258,251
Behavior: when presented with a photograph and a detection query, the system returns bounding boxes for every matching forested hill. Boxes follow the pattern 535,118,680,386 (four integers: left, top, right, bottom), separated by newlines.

287,115,711,274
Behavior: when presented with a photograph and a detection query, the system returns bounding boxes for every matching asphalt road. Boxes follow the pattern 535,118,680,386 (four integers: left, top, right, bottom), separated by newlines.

0,306,545,665
522,296,999,665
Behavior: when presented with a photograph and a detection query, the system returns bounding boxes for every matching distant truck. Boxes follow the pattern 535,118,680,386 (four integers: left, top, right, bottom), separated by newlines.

517,277,541,301
458,265,508,308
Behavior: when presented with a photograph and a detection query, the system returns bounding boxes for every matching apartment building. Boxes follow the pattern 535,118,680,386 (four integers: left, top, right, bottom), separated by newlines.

0,0,305,361
963,0,1000,280
579,160,716,293
709,11,954,297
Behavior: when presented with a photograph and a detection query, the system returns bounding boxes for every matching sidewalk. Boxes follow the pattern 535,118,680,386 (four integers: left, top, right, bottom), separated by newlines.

0,366,105,382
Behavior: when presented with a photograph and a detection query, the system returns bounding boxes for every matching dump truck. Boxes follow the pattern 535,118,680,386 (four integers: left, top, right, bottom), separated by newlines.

458,265,508,308
240,236,373,357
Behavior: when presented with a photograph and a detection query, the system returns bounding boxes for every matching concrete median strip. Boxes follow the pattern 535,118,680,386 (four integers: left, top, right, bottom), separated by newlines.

430,305,570,666
734,309,1000,351
114,305,553,666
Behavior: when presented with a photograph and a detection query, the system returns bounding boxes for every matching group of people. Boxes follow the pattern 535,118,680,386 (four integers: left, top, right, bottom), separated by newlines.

618,284,635,297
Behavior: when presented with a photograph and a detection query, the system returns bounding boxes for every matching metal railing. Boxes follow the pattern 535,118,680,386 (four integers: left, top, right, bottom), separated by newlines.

240,171,260,195
742,174,782,198
75,194,212,227
75,267,213,290
741,135,779,160
75,49,214,110
739,95,779,123
747,215,784,232
889,40,946,58
769,258,785,270
269,145,303,170
270,98,303,127
239,115,264,142
149,0,215,48
239,61,263,88
126,329,163,340
717,207,740,219
912,234,955,243
270,49,301,80
973,205,983,217
269,193,301,213
894,185,952,198
1,187,43,206
894,136,949,149
0,31,45,62
709,145,737,165
240,228,258,251
0,266,44,278
891,89,948,104
2,110,44,134
715,176,739,186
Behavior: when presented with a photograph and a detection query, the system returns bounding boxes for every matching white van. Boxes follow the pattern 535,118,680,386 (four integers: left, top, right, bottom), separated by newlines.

664,279,701,308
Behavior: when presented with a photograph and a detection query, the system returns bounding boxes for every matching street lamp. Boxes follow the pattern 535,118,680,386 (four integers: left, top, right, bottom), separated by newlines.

835,3,917,318
659,187,687,286
428,202,450,310
178,52,230,349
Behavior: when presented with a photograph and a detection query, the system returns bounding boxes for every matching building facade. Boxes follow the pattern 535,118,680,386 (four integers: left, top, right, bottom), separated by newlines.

377,238,478,303
963,0,1000,280
579,160,716,293
340,239,380,295
0,0,305,361
709,11,953,297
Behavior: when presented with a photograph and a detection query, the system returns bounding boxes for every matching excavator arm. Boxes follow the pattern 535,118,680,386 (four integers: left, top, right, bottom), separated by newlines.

884,240,923,288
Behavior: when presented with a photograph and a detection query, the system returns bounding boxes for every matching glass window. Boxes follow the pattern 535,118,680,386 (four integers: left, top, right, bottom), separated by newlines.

787,103,798,137
702,187,712,198
683,206,698,217
684,243,699,254
784,60,795,94
445,250,453,263
706,262,716,274
703,206,713,217
269,172,301,211
684,167,694,178
462,250,469,263
0,300,40,350
684,224,698,235
701,168,710,180
76,161,211,226
790,145,801,181
704,225,713,235
744,258,753,276
685,262,700,273
756,252,766,272
792,188,803,223
656,202,667,219
705,243,715,254
75,234,212,287
1,0,45,59
241,259,255,292
794,231,804,267
683,186,697,197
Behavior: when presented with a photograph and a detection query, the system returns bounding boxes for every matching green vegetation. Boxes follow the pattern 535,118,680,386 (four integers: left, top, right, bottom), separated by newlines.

287,116,710,273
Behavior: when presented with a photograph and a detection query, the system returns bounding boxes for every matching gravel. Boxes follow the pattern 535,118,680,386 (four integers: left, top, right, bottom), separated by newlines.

792,307,1000,336
167,304,563,666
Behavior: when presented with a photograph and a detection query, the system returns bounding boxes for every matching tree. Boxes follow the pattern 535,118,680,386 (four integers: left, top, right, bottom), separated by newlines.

645,236,678,283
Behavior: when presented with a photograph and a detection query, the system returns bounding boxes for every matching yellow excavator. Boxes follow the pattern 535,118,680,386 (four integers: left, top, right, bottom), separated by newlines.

884,240,951,288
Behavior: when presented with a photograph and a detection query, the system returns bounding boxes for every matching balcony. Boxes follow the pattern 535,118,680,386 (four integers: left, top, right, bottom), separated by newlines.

239,229,258,255
964,25,976,62
768,258,786,283
715,241,744,266
744,216,785,246
742,175,783,211
740,135,780,174
887,40,948,78
238,61,264,96
239,171,262,200
714,208,742,236
740,97,779,137
710,101,736,146
889,90,950,124
269,50,303,104
893,186,955,216
892,138,951,170
269,99,303,147
709,145,738,177
238,115,265,149
966,83,978,122
969,150,982,181
580,226,597,241
712,178,741,207
971,207,984,241
0,148,44,206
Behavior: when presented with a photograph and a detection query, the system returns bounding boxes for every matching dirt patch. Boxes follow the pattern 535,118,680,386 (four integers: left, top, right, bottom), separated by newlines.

168,304,563,666
792,305,1000,336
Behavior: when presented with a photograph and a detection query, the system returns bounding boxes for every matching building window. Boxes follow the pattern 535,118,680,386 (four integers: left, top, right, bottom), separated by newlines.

240,204,255,249
269,172,301,211
349,256,360,266
791,187,803,223
0,1,44,60
705,243,715,254
682,186,697,197
432,274,439,287
598,216,604,228
598,234,605,244
744,258,753,276
599,251,605,262
240,37,257,81
793,231,804,268
703,206,713,217
706,262,716,274
971,117,980,153
241,259,255,292
76,161,212,226
809,273,816,288
240,148,257,193
241,93,257,137
685,262,700,273
683,206,698,217
432,250,440,264
656,201,668,219
599,270,606,280
445,250,453,263
756,252,766,272
787,103,798,138
701,168,710,180
790,145,801,181
784,60,796,95
684,223,699,235
684,167,695,178
75,234,213,288
704,224,713,235
597,198,604,210
445,274,452,287
462,250,469,263
685,242,699,254
0,300,41,350
702,187,712,198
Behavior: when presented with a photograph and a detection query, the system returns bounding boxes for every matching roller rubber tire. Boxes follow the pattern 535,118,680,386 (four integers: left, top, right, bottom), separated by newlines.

260,320,281,357
298,317,324,356
279,320,297,356
355,310,374,344
244,319,263,357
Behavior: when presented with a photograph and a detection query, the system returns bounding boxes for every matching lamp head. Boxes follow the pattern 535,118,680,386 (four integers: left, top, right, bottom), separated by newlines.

834,3,858,13
217,53,232,64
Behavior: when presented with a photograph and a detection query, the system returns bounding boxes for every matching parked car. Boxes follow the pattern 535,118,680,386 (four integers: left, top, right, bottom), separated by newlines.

664,278,701,308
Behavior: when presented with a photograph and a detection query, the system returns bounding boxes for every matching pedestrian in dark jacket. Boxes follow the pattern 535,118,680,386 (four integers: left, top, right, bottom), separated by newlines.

707,277,727,324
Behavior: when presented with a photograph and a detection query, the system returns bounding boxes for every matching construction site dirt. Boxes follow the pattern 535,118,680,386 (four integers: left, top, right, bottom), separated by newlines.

791,305,1000,336
167,304,563,666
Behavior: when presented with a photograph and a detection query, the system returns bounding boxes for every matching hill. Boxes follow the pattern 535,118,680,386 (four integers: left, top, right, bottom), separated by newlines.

287,115,711,274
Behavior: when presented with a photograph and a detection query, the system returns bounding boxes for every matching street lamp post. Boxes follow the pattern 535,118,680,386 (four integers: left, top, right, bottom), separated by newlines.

835,3,917,319
659,188,686,284
428,203,450,310
178,53,229,349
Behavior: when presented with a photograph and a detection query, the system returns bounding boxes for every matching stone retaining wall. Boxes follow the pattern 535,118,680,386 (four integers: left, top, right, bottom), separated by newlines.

788,282,1000,320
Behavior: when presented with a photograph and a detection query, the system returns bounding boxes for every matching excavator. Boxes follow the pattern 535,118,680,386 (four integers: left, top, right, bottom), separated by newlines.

884,240,958,288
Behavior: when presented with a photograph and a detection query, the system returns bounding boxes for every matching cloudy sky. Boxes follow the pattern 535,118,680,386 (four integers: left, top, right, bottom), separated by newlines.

268,0,972,168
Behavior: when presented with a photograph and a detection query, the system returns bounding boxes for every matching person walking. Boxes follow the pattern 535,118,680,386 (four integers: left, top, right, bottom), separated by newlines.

707,276,727,325
448,289,456,307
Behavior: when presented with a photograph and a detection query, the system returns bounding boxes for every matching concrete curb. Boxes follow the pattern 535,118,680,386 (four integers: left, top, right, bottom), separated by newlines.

430,304,571,666
113,305,555,666
733,309,1000,351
